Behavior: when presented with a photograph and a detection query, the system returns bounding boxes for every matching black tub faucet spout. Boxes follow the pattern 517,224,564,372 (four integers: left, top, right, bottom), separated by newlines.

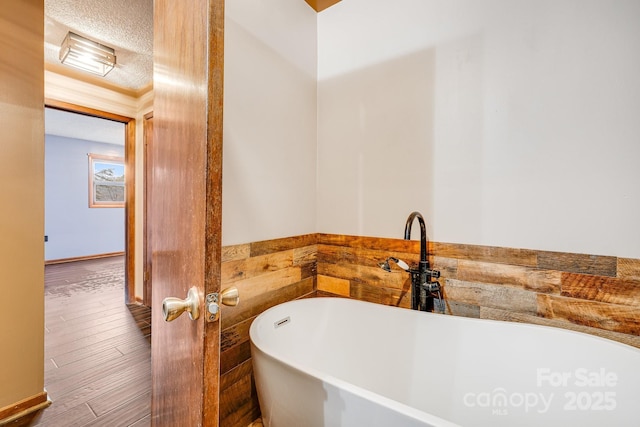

404,211,441,312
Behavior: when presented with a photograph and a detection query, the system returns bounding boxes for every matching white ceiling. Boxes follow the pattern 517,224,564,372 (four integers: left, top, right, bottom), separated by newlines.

45,108,125,146
44,0,153,91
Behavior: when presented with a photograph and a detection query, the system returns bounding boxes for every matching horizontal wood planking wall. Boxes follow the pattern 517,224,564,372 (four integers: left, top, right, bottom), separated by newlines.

317,233,640,348
219,234,317,427
219,233,640,425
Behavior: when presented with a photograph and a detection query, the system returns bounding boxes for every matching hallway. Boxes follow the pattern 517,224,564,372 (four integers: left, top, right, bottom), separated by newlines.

35,256,151,426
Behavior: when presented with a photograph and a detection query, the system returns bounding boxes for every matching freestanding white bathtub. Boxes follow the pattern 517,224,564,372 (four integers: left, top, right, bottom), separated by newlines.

249,297,640,427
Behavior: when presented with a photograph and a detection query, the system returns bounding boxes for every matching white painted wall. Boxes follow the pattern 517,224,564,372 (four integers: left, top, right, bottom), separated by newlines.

45,135,125,260
222,0,318,246
317,0,640,258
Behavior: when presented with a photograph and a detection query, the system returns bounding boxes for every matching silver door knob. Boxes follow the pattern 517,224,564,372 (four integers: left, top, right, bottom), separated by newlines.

206,286,240,322
162,286,200,322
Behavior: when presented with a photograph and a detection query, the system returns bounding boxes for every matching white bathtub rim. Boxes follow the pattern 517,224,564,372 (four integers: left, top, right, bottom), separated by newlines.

250,341,461,427
252,297,640,355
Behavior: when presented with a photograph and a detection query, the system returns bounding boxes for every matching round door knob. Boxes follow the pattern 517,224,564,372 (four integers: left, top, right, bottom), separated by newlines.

162,286,200,322
220,286,240,307
205,287,240,322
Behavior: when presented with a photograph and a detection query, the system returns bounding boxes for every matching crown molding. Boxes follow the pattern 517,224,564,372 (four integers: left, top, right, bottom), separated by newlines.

45,69,139,117
45,62,151,99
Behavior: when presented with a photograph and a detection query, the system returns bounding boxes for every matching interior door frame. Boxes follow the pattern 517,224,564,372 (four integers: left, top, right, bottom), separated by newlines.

44,99,137,303
142,111,153,307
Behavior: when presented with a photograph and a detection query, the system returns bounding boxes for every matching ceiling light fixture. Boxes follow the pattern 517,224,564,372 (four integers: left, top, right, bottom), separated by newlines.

59,32,116,77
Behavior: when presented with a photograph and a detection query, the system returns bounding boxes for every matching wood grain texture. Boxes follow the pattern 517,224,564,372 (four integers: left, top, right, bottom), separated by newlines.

143,113,154,307
250,234,317,257
221,340,252,377
151,0,223,424
294,245,318,268
223,250,297,284
538,294,640,335
124,113,137,304
317,241,417,289
221,317,254,353
318,261,410,291
431,256,459,279
222,244,251,263
222,242,315,286
537,251,617,277
440,300,481,319
443,279,538,315
318,233,420,254
229,267,303,301
0,392,49,425
618,258,640,280
481,307,640,348
561,273,640,306
44,99,131,123
349,282,411,308
203,2,225,423
220,360,259,427
317,243,419,268
433,242,538,267
317,275,350,296
457,260,562,294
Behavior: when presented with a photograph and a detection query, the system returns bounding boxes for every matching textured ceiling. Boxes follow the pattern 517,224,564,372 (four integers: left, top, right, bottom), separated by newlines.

44,0,153,92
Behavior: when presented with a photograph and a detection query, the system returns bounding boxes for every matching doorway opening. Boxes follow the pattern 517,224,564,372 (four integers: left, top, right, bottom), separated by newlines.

44,99,137,303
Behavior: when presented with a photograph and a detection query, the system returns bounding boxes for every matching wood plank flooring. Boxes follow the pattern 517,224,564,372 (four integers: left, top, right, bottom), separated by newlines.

33,256,151,427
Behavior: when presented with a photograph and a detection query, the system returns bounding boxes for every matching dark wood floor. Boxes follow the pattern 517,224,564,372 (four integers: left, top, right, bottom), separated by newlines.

33,256,152,427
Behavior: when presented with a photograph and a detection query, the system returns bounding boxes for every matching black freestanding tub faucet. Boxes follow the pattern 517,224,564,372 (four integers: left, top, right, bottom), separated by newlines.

378,212,442,311
403,211,441,311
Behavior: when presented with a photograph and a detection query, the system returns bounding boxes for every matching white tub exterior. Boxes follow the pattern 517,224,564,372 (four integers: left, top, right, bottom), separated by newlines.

250,298,640,427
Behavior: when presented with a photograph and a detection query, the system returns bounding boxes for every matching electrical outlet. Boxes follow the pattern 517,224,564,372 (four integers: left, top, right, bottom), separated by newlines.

44,235,48,242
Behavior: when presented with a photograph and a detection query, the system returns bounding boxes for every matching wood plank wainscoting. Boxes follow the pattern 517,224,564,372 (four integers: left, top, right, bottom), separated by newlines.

317,234,640,347
220,234,317,426
220,233,640,425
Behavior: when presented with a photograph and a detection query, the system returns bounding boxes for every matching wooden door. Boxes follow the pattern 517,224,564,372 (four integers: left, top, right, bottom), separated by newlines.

151,0,224,425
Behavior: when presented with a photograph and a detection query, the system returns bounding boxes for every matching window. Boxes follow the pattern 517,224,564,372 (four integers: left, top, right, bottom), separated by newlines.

89,153,125,208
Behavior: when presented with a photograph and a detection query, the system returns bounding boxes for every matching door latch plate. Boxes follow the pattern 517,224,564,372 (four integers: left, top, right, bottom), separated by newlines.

206,292,220,323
